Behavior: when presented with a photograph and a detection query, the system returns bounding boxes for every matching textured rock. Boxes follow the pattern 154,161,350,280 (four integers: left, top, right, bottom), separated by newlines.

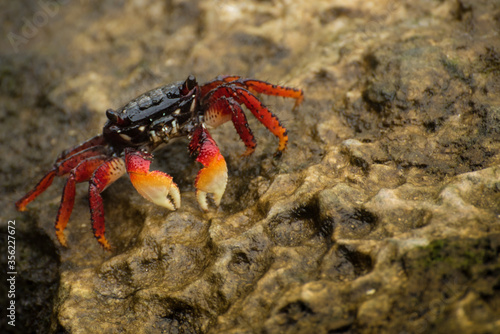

1,0,499,333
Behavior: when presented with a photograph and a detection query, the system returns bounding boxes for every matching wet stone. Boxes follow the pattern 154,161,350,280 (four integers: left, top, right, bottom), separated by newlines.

2,0,500,333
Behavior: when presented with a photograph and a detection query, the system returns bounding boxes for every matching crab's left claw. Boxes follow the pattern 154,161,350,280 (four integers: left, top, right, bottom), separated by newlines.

125,148,181,211
189,127,228,211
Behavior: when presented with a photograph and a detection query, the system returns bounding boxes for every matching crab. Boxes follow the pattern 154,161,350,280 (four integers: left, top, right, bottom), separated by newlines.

15,75,304,250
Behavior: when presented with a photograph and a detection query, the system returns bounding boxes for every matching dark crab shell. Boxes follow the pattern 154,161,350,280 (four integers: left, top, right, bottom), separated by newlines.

103,80,199,152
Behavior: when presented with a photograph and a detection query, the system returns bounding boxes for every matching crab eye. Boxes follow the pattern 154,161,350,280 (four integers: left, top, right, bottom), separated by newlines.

182,75,197,94
106,109,118,122
106,109,127,125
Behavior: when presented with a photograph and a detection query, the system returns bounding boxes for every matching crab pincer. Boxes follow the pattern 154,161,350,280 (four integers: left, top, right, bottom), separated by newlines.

189,126,228,211
125,148,181,211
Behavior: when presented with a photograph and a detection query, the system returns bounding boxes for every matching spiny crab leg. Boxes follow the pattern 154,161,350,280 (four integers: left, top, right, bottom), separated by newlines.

125,148,181,211
206,85,290,155
189,126,228,211
55,156,108,247
234,78,304,109
201,75,304,108
204,96,257,156
56,135,106,163
89,158,127,251
15,169,56,212
15,145,108,212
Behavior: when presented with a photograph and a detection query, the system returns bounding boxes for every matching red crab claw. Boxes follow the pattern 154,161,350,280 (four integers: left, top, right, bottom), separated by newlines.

189,126,228,211
125,148,181,211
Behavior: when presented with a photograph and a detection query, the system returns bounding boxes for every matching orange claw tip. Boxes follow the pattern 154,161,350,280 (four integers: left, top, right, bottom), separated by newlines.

14,169,57,212
294,94,304,108
96,235,112,251
55,231,68,248
240,147,256,158
15,200,27,212
291,91,304,110
15,193,36,212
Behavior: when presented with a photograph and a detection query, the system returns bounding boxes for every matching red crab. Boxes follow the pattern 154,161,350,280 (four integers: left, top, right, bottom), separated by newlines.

16,75,303,250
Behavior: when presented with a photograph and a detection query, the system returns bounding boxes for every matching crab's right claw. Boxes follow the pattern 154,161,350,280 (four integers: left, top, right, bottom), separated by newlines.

125,149,181,211
189,127,228,211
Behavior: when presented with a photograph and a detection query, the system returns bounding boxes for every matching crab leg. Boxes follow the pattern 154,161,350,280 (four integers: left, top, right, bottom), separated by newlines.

55,156,108,247
125,148,181,211
232,78,304,108
15,170,56,212
200,75,241,95
89,158,127,250
205,96,257,156
189,126,228,210
56,135,106,163
15,146,108,211
201,76,304,108
235,89,288,152
206,86,289,155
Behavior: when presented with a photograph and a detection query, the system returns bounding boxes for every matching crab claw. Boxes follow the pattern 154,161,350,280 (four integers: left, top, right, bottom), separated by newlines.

125,148,181,210
195,154,227,210
189,126,228,211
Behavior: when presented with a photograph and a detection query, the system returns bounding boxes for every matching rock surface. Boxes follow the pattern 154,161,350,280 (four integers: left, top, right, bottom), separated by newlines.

1,0,499,333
